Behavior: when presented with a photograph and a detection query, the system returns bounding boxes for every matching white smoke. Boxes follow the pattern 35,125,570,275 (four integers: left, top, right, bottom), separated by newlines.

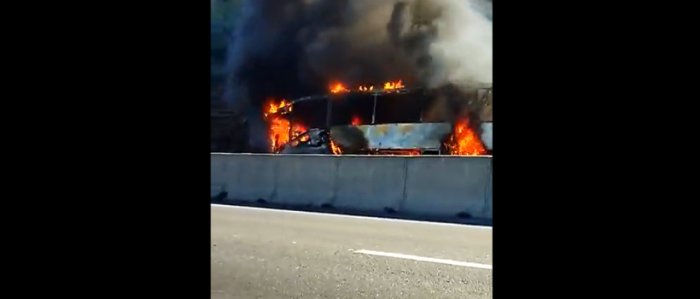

426,0,493,88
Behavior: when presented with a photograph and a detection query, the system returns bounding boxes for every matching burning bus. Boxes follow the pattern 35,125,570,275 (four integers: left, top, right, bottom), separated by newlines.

262,81,492,156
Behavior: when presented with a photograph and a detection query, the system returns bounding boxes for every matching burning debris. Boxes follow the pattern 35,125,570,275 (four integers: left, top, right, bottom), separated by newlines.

262,99,307,153
263,98,343,154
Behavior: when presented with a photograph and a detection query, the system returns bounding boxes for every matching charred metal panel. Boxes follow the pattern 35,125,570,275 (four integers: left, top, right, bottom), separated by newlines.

331,123,452,150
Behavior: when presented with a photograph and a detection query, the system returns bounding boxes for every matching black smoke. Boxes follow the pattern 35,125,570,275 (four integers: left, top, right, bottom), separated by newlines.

220,0,492,150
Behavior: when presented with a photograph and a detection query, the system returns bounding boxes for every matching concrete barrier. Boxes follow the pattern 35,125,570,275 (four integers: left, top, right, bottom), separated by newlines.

210,154,229,196
402,156,492,219
333,156,406,212
224,154,277,201
210,153,493,221
272,155,337,206
484,164,493,218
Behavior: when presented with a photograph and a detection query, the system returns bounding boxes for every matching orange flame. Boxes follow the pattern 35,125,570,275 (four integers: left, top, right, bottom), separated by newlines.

330,140,342,154
350,115,362,125
383,80,404,90
263,99,307,152
330,83,349,93
445,119,487,156
263,98,347,155
263,99,292,118
331,80,404,93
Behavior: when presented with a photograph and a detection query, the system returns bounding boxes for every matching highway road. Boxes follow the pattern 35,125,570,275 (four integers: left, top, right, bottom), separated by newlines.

211,204,492,299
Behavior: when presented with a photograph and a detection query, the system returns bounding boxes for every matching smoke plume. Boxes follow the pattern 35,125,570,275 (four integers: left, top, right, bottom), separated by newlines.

222,0,492,109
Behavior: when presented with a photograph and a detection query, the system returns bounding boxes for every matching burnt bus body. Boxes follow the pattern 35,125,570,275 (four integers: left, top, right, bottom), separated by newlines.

328,87,451,155
273,86,492,155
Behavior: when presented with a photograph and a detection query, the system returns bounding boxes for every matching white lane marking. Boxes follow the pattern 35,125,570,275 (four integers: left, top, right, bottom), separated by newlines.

354,249,492,270
210,204,491,230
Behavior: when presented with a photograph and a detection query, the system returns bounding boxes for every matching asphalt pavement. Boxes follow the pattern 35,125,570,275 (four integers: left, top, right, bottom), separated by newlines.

211,204,492,299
